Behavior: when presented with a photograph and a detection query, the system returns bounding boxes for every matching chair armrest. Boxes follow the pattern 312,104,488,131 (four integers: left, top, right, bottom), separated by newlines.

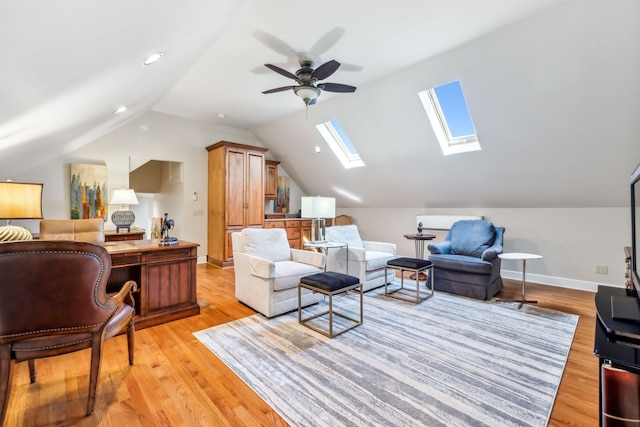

428,241,451,254
242,253,276,278
482,245,503,262
363,241,396,255
291,248,325,269
105,280,138,307
347,246,366,261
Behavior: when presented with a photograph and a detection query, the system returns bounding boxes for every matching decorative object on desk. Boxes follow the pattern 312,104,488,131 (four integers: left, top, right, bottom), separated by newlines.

276,176,289,213
0,181,43,242
70,163,107,220
301,196,335,243
195,289,578,427
150,216,163,239
417,221,423,235
160,212,178,246
109,188,139,233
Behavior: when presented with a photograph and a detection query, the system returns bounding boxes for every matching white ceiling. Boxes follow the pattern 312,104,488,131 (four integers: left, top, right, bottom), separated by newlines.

153,0,572,130
2,0,639,209
1,0,567,174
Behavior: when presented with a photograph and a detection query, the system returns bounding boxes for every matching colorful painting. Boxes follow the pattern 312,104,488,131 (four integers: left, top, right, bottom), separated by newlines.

70,163,107,220
276,176,289,213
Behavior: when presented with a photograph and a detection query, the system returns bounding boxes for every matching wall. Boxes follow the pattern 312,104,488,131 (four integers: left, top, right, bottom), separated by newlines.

338,206,629,293
12,110,630,292
13,110,268,261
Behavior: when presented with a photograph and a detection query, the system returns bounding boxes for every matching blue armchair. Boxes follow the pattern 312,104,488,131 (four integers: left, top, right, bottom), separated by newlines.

427,220,505,300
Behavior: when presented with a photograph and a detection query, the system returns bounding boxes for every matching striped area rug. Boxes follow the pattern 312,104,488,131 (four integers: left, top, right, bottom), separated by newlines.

194,289,578,427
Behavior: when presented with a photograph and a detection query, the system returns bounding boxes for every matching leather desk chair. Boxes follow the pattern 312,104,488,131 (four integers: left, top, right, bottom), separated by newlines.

0,240,136,424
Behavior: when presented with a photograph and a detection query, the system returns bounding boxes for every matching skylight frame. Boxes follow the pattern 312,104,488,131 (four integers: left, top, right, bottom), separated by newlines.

418,80,481,155
316,119,365,169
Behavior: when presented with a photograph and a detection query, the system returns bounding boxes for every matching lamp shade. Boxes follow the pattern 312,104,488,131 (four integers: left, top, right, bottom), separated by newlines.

301,196,335,219
109,188,139,206
0,181,43,220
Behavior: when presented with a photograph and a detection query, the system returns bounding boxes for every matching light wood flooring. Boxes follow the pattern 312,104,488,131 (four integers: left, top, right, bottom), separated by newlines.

5,264,599,426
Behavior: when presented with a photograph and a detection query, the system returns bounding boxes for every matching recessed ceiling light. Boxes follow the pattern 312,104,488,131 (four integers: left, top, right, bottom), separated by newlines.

143,52,163,66
112,106,127,115
217,113,227,119
314,146,321,153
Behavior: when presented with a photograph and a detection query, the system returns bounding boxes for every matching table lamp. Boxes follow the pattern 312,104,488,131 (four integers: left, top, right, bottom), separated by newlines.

109,188,139,233
301,196,335,243
0,181,44,241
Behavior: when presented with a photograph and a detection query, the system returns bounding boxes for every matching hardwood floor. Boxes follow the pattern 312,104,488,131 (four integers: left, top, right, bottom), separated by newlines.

5,264,599,426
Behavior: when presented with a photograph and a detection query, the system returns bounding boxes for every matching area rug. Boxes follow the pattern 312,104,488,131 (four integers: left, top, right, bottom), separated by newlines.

194,289,578,427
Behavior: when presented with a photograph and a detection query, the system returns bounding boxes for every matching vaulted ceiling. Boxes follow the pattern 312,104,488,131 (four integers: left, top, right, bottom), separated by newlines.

1,0,639,208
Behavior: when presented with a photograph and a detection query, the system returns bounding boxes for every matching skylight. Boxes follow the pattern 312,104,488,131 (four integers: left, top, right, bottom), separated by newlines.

316,119,365,169
418,80,481,155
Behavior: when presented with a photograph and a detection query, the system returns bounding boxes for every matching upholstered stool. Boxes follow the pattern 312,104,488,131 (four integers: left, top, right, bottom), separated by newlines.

298,271,363,338
384,257,434,303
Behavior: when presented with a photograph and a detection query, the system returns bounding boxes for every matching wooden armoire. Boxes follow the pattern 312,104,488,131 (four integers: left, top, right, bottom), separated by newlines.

206,141,268,267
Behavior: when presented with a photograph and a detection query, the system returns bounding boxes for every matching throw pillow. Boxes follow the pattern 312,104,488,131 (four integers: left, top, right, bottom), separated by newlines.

243,228,291,262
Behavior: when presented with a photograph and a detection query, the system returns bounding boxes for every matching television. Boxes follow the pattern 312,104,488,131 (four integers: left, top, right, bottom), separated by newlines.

610,163,640,322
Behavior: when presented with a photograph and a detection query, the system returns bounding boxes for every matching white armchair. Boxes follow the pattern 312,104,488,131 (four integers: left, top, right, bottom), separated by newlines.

232,228,325,318
325,225,396,292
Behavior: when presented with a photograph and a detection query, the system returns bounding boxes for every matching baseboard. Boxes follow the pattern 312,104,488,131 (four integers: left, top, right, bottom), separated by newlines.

500,269,623,293
197,255,208,264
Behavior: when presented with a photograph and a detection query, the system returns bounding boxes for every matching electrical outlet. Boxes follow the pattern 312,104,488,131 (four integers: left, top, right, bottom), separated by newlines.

595,265,608,274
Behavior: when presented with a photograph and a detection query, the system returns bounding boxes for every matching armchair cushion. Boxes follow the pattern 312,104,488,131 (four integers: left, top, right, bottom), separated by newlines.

242,227,290,262
329,225,363,249
449,220,496,257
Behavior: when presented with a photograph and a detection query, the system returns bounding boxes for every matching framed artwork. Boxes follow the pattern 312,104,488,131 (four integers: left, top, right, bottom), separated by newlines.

276,176,289,213
70,163,107,220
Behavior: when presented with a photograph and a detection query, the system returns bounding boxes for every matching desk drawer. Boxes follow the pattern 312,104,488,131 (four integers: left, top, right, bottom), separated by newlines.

145,248,194,263
110,253,142,266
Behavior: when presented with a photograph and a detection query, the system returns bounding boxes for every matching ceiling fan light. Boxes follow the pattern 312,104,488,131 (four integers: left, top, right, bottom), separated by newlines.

294,86,320,101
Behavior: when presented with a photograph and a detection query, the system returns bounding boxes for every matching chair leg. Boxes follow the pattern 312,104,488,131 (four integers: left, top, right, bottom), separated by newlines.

28,359,36,384
86,336,104,416
127,318,135,366
0,344,14,427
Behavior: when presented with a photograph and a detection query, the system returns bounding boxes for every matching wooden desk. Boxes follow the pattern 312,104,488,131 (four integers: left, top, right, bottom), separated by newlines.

104,239,200,329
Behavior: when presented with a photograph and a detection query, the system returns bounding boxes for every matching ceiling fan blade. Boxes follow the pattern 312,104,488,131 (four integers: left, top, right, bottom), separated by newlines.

319,83,357,93
312,60,340,80
264,64,298,81
262,86,296,94
311,27,346,55
253,30,296,58
339,63,363,72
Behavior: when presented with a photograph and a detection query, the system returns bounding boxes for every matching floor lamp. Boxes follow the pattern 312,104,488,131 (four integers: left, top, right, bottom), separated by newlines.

0,181,44,242
301,196,335,243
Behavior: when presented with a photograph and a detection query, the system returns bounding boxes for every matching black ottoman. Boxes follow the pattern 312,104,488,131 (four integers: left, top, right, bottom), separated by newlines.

298,271,362,338
384,257,434,303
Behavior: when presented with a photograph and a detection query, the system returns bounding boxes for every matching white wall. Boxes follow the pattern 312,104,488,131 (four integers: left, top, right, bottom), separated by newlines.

12,111,630,292
338,207,629,293
13,111,267,260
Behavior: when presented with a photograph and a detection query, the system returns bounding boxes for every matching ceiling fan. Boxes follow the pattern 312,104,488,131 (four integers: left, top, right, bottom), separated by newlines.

262,59,357,106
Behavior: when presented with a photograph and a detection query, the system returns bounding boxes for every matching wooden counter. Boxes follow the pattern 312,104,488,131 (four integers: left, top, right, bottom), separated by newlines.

104,239,200,329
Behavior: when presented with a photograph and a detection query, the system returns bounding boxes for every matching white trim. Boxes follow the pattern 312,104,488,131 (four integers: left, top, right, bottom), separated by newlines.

500,269,621,293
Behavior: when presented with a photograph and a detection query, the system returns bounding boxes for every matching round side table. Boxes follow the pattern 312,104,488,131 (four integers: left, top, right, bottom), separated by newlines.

498,252,543,309
403,233,436,279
